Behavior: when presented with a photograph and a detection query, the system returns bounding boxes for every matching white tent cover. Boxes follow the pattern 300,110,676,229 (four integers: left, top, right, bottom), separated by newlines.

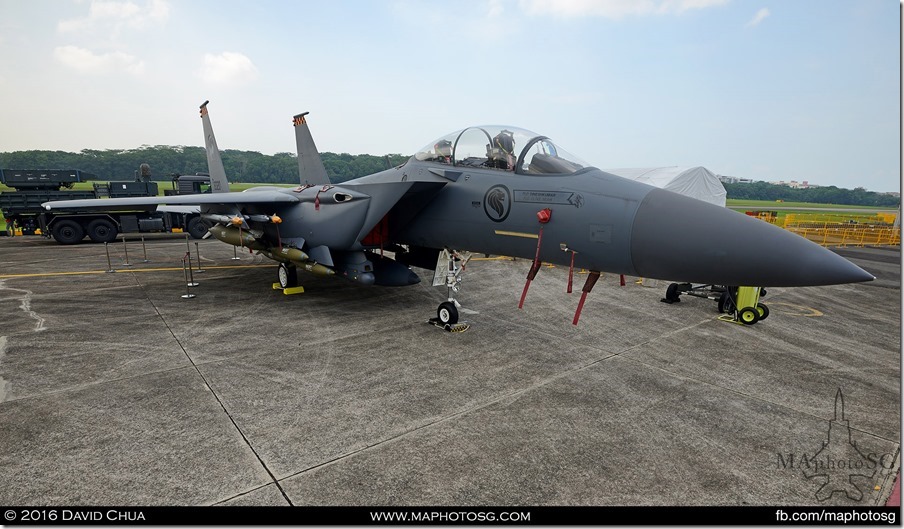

604,166,727,207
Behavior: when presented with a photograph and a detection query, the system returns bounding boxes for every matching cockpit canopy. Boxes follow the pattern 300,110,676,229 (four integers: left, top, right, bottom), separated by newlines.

414,126,591,175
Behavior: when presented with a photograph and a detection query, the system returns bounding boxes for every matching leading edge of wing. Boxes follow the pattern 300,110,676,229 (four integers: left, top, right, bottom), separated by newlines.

42,189,300,211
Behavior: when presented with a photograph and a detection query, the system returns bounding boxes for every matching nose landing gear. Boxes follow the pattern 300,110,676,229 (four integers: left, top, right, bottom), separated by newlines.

429,249,472,332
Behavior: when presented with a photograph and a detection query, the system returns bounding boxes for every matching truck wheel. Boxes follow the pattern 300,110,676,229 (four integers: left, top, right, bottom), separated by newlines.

87,218,118,243
187,217,208,239
52,220,85,245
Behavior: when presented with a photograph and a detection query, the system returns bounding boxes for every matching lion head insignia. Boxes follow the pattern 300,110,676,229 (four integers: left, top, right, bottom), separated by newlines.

483,185,511,222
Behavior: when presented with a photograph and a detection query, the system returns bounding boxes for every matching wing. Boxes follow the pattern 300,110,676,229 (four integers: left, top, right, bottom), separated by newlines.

42,190,299,211
157,205,200,215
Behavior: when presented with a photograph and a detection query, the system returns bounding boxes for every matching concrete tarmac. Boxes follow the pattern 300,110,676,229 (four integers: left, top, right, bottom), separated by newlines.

0,235,899,506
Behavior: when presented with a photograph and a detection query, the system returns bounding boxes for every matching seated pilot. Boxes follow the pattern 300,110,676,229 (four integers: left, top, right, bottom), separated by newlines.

487,130,515,170
434,139,453,164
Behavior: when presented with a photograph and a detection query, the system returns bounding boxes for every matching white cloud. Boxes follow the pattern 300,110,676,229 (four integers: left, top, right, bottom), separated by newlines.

746,7,770,27
53,45,145,75
391,0,518,41
520,0,728,19
197,52,259,85
487,0,505,18
58,0,170,34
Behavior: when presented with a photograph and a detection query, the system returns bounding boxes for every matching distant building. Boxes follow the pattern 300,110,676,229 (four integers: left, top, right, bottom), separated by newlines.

769,180,820,189
718,175,755,184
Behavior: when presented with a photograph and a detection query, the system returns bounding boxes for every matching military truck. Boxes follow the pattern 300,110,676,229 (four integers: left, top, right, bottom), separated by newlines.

0,166,209,244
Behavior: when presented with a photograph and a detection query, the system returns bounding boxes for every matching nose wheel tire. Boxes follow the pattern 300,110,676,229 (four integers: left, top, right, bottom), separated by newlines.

278,263,298,289
437,301,459,325
756,303,770,321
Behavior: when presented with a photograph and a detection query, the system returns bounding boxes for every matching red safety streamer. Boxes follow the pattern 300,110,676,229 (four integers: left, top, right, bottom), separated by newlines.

620,274,626,287
518,257,543,309
572,271,601,325
314,185,333,211
567,251,575,294
518,209,552,309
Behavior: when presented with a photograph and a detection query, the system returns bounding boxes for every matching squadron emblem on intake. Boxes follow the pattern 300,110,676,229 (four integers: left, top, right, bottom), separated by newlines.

483,185,511,222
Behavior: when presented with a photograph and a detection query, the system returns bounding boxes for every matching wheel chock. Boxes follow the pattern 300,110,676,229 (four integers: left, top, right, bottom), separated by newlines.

272,283,305,295
426,318,471,333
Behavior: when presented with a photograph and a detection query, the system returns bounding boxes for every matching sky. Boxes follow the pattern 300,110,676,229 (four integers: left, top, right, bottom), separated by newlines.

0,0,899,192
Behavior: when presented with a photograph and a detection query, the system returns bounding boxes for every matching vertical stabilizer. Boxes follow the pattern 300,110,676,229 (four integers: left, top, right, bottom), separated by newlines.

293,112,331,185
199,101,230,193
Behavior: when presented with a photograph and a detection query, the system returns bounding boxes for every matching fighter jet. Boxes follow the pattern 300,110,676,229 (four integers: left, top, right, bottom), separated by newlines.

43,101,874,326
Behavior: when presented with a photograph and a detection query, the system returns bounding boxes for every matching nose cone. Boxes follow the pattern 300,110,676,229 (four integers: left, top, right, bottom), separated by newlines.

630,189,875,287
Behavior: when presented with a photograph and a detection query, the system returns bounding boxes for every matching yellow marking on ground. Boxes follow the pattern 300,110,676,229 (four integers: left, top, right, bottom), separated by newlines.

471,256,512,261
0,264,273,279
494,230,539,239
767,302,824,317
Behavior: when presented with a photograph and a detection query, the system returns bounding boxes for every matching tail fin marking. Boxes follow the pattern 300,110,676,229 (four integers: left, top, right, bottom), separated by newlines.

200,100,230,193
293,112,331,186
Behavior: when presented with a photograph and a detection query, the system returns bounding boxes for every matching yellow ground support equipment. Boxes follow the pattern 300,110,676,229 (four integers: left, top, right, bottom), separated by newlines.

718,286,769,325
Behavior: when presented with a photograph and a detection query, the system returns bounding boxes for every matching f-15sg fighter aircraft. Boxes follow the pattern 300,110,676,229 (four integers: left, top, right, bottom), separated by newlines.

44,101,873,326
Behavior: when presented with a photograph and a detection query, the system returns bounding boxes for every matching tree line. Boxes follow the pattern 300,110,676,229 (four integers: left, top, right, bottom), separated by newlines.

0,146,409,185
1,146,898,207
724,181,899,207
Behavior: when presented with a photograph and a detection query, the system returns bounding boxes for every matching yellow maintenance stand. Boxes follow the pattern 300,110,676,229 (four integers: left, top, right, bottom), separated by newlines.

719,286,770,325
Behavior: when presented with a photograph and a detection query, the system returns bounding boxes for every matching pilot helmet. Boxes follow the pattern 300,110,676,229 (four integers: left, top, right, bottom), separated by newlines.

435,140,453,157
494,130,515,154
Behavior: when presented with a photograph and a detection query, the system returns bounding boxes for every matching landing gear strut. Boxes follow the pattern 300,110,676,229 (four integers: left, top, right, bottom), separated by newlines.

430,249,471,330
